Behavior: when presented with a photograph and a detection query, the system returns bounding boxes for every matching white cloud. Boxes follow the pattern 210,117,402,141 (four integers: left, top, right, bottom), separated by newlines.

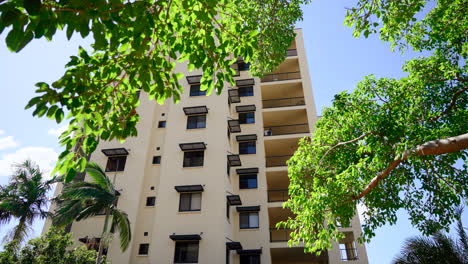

0,130,4,135
0,135,19,150
47,125,67,137
0,147,58,180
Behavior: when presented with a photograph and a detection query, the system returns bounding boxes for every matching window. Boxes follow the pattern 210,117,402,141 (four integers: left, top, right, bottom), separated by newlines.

138,243,149,255
238,61,251,71
340,241,358,261
105,156,127,172
240,255,260,264
152,156,161,164
187,115,206,129
239,141,256,155
190,84,206,96
238,86,254,97
179,193,202,212
158,121,166,128
174,241,199,263
239,174,257,189
226,200,230,219
183,151,204,167
240,212,259,229
146,196,156,206
239,112,255,124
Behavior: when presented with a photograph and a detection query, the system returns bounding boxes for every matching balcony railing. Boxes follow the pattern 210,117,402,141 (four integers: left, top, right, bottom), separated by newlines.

261,71,301,83
286,49,298,57
262,96,305,109
340,248,359,261
270,228,293,242
266,155,292,167
267,189,289,202
264,123,309,137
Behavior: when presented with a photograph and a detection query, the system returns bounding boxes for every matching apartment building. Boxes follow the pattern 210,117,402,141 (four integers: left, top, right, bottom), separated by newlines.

43,29,368,264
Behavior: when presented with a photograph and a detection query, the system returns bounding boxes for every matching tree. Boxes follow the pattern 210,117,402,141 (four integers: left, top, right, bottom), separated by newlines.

281,0,467,253
0,160,56,244
0,227,105,264
0,0,310,182
392,208,468,264
52,162,131,264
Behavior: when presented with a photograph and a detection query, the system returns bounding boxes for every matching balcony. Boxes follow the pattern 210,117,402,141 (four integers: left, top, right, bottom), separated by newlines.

262,97,305,109
270,247,329,263
261,71,301,83
267,189,289,202
270,228,292,242
266,155,292,167
286,49,297,57
264,123,309,137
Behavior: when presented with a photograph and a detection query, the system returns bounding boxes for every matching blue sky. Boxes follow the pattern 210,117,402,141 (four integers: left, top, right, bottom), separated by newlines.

0,1,465,263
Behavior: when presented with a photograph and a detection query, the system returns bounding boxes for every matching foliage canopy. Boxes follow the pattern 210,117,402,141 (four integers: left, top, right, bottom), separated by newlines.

282,0,467,253
0,227,105,264
0,0,309,181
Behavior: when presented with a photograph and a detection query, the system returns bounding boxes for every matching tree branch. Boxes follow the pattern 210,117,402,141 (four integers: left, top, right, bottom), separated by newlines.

430,86,468,121
352,133,468,200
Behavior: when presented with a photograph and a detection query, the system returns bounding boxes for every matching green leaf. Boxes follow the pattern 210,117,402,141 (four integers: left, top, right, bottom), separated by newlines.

24,0,42,16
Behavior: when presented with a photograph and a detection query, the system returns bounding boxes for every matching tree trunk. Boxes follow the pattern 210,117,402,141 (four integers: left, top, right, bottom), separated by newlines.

96,209,111,264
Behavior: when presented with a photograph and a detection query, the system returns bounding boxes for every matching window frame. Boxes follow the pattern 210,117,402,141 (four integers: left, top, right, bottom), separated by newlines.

174,241,199,263
239,211,259,229
238,112,255,124
152,156,161,164
239,174,258,189
146,196,156,206
239,141,256,155
158,121,166,128
183,151,204,167
238,86,254,97
186,115,207,129
105,156,127,172
179,192,202,212
189,84,206,97
138,243,150,256
240,254,260,264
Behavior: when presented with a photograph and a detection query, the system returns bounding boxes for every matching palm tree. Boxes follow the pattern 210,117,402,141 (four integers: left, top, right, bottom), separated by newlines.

393,207,468,264
52,162,131,264
0,160,56,243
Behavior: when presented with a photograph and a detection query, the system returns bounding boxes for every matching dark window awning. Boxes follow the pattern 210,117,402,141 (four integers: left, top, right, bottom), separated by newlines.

186,75,202,84
237,249,262,255
236,105,256,113
228,120,241,133
236,168,259,174
79,237,101,243
236,134,257,142
170,234,202,241
227,195,242,206
175,185,204,193
179,142,206,151
228,89,240,103
226,241,243,250
236,79,255,87
183,106,208,115
236,206,260,212
101,148,128,156
227,154,241,167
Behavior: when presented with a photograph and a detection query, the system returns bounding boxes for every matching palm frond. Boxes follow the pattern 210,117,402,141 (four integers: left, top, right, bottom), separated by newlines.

111,209,132,251
61,184,114,202
85,162,113,192
52,199,84,227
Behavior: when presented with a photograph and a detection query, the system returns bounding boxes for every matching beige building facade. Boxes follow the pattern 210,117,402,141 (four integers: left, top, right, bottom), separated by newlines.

44,29,368,264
